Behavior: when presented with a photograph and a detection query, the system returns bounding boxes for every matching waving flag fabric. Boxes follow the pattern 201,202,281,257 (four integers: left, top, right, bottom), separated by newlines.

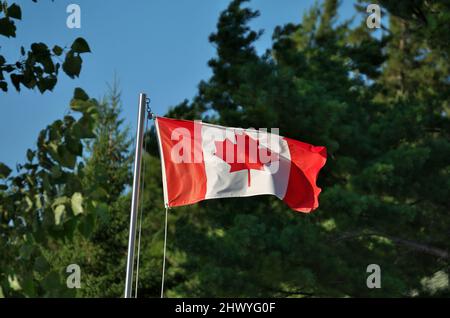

155,116,327,213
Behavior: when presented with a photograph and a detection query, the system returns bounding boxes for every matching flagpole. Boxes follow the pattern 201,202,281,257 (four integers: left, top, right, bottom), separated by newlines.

124,93,147,298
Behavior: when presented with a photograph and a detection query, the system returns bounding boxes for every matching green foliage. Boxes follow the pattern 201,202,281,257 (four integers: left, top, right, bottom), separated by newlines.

142,0,449,297
1,0,449,298
0,88,100,297
42,78,134,297
377,0,450,54
0,1,90,92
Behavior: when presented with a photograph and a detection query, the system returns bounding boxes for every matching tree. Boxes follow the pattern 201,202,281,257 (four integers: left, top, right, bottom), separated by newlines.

142,0,357,297
144,0,449,297
0,1,90,93
44,79,135,297
83,78,132,202
77,79,133,297
0,88,103,297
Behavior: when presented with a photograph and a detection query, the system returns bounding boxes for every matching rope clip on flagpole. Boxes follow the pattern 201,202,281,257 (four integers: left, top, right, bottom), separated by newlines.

146,97,155,120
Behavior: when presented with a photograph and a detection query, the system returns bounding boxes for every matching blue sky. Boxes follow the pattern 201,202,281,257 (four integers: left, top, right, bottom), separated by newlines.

0,0,359,168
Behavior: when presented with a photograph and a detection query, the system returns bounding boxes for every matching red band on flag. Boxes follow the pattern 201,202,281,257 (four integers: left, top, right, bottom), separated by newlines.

282,138,327,213
155,117,207,207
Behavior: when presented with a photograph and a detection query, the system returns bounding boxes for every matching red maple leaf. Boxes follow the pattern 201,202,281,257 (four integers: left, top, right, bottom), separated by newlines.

214,132,278,187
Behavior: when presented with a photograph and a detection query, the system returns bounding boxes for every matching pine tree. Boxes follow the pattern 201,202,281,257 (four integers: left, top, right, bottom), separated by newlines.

43,79,134,297
83,78,132,201
148,0,449,297
78,79,133,297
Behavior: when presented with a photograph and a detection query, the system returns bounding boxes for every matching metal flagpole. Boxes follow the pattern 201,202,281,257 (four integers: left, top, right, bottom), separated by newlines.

124,93,147,298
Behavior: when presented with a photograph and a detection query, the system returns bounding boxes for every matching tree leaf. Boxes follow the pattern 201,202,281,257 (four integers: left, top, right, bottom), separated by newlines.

52,196,69,207
8,275,21,291
0,81,7,92
71,192,83,215
62,51,82,78
0,17,16,38
58,146,77,168
37,77,57,93
54,205,66,225
52,45,63,56
71,37,91,53
26,149,34,162
79,213,95,238
10,73,23,91
19,243,34,260
34,256,50,273
73,87,89,101
0,162,12,178
7,4,22,20
41,271,61,292
30,42,49,55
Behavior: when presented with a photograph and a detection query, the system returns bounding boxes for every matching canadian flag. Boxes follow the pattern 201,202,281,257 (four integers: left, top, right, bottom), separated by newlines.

155,117,327,213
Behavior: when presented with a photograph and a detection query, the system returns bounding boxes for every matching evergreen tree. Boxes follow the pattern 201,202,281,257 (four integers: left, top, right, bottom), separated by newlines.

83,78,132,202
143,0,449,297
44,80,134,297
77,79,133,297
